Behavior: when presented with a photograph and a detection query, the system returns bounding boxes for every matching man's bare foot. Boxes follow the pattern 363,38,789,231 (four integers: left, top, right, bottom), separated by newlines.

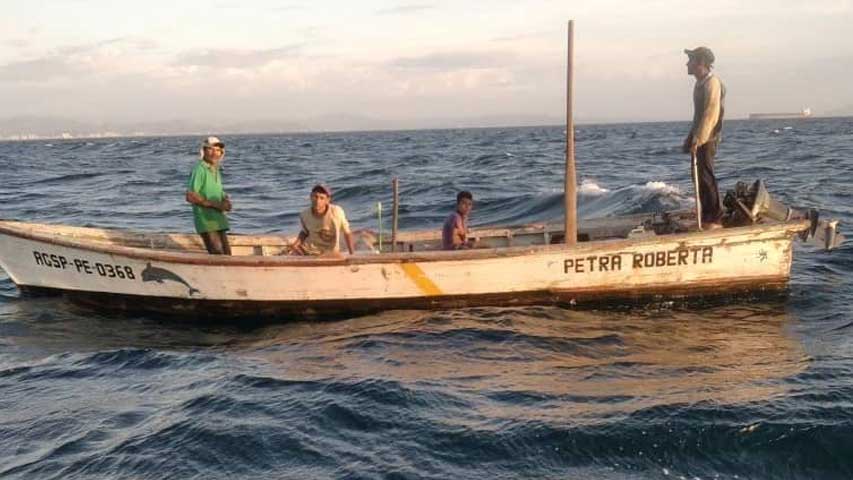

704,222,723,230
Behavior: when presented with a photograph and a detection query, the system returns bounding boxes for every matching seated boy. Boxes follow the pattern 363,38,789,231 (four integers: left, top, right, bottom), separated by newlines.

442,191,476,250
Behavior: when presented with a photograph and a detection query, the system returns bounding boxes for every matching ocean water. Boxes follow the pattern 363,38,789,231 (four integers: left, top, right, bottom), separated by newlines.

1,118,852,479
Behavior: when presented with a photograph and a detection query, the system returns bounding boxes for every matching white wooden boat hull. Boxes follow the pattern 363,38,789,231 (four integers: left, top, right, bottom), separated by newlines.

0,219,808,317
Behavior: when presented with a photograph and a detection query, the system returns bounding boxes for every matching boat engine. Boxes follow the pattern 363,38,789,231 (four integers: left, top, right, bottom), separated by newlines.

723,180,844,250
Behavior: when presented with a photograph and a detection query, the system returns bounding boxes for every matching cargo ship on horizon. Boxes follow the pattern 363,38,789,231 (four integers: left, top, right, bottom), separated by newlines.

748,107,812,120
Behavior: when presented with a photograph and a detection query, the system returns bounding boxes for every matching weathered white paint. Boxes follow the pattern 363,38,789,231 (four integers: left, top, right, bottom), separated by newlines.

0,219,806,307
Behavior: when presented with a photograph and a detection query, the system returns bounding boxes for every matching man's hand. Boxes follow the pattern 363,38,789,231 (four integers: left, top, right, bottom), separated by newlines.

205,200,226,212
288,231,308,256
186,191,229,212
689,140,699,155
289,239,304,255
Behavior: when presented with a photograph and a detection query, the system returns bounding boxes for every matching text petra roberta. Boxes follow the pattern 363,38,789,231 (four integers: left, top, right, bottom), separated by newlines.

564,246,714,274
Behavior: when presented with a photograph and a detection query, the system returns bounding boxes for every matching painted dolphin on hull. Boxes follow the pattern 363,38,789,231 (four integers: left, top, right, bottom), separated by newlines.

141,263,200,296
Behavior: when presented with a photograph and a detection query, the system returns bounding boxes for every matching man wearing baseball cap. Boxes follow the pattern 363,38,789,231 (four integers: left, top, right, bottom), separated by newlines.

683,46,726,229
290,184,355,256
185,136,233,254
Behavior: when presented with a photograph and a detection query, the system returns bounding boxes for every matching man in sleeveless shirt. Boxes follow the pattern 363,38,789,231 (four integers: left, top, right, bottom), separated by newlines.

291,184,355,256
683,46,726,229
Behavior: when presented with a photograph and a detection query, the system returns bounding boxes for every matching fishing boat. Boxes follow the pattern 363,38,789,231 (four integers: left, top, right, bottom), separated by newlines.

0,180,843,317
0,22,844,317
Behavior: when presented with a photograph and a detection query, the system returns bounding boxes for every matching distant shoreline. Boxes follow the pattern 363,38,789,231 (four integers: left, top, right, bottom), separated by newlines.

1,115,851,143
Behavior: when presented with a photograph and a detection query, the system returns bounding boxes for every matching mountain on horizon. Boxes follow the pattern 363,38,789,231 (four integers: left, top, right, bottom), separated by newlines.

0,116,309,140
0,112,706,140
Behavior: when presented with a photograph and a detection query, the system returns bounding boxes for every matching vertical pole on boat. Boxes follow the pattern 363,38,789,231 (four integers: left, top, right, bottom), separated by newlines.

691,152,703,230
391,177,400,252
377,202,383,252
564,19,577,246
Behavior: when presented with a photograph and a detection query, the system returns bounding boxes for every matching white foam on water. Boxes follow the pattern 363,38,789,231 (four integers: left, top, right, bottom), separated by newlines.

578,179,609,196
641,181,681,195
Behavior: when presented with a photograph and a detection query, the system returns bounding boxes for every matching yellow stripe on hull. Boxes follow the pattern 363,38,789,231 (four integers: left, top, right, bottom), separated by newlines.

400,263,443,296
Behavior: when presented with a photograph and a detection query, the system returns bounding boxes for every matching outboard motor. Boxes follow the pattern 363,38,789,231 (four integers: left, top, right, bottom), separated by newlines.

723,180,844,250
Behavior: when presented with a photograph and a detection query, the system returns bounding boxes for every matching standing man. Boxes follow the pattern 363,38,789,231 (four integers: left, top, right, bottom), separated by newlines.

442,191,475,250
291,184,355,256
186,136,232,254
683,46,726,229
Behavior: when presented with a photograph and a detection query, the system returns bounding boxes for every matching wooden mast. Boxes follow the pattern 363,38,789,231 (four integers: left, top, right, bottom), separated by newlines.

564,20,577,246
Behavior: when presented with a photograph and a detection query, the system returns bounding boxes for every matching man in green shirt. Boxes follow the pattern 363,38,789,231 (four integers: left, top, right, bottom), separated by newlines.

185,136,232,254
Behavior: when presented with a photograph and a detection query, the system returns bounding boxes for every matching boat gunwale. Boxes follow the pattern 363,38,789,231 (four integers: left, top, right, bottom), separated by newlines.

0,218,810,268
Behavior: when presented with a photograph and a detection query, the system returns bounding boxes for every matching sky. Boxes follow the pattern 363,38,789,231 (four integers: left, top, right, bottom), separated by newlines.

1,0,852,131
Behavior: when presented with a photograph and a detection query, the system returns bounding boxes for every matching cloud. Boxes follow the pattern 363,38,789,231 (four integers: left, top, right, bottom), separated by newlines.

174,45,302,68
270,4,306,13
491,30,554,43
0,57,82,82
388,51,515,71
56,37,159,56
0,37,161,84
214,3,305,13
376,4,435,15
5,38,31,48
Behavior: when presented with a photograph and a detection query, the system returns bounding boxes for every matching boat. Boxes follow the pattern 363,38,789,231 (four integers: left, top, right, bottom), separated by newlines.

0,22,844,318
0,180,843,317
748,107,812,120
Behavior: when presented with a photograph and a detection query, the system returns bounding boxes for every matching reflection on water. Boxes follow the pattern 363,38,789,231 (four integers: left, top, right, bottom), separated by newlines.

0,289,810,434
2,300,807,408
0,296,247,361
231,305,808,422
